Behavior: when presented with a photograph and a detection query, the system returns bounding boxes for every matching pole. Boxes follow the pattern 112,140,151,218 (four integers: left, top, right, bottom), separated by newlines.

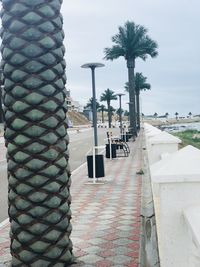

91,67,98,148
119,95,122,135
93,146,96,183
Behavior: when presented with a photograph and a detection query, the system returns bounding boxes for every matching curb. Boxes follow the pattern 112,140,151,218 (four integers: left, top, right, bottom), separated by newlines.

0,162,89,228
0,218,9,230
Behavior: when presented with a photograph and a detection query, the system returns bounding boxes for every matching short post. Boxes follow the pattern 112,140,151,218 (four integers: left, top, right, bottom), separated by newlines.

117,93,125,135
108,130,112,160
92,146,96,184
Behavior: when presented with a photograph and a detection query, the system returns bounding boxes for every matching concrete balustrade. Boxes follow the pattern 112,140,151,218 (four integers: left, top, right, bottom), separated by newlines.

143,123,200,267
144,123,181,164
184,205,200,267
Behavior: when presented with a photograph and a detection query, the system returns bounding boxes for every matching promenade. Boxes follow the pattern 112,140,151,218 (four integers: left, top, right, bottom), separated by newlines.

0,133,143,267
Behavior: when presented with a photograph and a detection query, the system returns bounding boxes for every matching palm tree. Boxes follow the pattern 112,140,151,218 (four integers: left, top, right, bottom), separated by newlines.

1,1,74,265
165,112,169,119
188,112,192,119
98,104,106,123
100,88,117,128
0,69,4,123
125,73,151,130
104,21,158,137
116,108,124,120
124,110,129,116
154,112,158,119
85,97,100,110
175,112,179,120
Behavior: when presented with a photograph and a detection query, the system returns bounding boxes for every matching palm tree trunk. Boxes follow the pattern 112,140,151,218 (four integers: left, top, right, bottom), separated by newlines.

108,102,111,128
101,109,104,123
2,1,74,266
0,88,3,123
0,69,3,123
127,59,137,137
136,92,140,130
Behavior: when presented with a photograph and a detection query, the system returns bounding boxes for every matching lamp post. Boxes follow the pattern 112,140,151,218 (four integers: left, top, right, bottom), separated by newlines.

81,63,105,148
117,93,125,135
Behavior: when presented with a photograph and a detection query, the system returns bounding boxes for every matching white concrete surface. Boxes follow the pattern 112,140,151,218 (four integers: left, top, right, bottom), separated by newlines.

150,145,200,267
184,205,200,267
144,124,181,164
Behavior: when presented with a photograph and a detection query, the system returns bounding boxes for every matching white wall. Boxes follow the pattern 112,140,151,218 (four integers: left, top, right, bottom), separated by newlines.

144,124,200,267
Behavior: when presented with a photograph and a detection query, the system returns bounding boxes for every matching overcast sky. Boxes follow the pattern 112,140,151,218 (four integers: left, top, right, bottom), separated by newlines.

61,0,200,116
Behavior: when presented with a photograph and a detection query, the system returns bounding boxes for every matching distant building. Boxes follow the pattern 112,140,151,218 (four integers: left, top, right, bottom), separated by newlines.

71,100,83,112
83,108,93,121
65,88,83,112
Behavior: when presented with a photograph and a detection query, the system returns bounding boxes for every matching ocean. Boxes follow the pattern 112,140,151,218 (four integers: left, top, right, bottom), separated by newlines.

160,122,200,132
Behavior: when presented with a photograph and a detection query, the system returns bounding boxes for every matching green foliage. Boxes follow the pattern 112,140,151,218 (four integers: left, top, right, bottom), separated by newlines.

85,97,100,110
104,21,158,62
173,130,200,149
100,88,117,103
104,20,158,135
125,73,151,93
124,110,129,116
100,89,117,127
116,108,124,116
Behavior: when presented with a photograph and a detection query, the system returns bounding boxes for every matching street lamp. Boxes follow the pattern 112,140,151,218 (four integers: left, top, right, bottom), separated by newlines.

81,62,105,148
116,93,125,135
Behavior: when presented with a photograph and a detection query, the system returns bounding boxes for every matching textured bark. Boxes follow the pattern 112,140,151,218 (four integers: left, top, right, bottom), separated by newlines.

1,0,74,266
101,110,104,123
127,59,137,136
136,92,140,130
107,102,112,128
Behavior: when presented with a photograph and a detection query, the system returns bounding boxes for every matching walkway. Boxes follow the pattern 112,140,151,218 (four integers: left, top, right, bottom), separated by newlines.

0,134,143,267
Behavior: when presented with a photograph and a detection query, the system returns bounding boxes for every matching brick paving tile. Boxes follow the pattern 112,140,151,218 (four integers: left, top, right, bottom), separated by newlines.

125,261,139,267
107,255,132,265
87,238,105,246
127,242,140,250
75,250,88,258
102,233,119,241
81,245,102,254
105,228,119,234
0,134,143,266
113,238,134,246
74,241,91,249
98,242,118,250
78,254,103,264
97,249,116,258
110,246,132,255
126,251,139,258
96,259,113,267
128,235,140,241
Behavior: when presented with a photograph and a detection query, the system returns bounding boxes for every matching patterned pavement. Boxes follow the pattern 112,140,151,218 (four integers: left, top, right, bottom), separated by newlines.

0,138,6,162
0,134,143,267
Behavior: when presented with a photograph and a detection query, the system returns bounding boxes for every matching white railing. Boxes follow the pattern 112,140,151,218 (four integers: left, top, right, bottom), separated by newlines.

144,123,200,267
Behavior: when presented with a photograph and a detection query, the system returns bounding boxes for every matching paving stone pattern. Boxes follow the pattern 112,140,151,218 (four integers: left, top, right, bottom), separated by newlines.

70,135,142,267
0,134,143,266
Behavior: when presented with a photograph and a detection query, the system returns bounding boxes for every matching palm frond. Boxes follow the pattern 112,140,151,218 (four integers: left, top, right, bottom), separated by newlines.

134,72,151,92
100,88,117,102
124,81,129,92
104,46,125,60
104,21,158,62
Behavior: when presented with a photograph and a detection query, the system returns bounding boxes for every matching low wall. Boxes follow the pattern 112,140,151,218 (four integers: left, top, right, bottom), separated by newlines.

144,123,200,267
